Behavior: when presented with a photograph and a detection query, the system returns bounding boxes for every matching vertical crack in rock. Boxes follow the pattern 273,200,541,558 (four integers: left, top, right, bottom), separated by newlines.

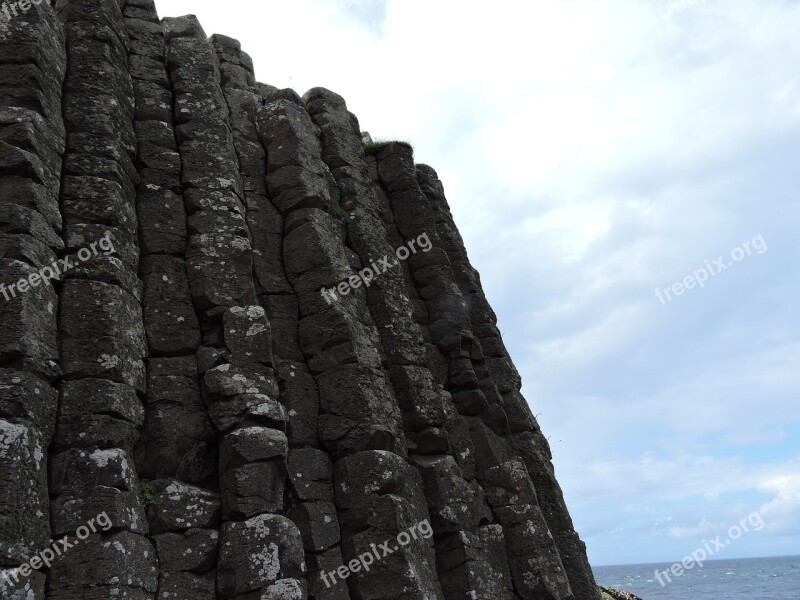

0,3,600,599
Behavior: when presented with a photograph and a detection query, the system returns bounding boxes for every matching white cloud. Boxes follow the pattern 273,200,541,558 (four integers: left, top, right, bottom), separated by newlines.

759,473,800,533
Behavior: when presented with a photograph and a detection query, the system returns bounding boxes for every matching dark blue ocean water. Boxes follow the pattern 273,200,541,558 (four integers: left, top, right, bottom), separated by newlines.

593,555,800,599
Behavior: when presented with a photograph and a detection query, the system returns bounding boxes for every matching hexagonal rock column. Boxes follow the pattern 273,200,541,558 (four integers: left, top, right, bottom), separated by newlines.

147,478,221,599
305,87,512,600
258,93,405,459
485,459,573,599
334,451,443,599
0,1,65,594
163,15,304,598
47,1,156,599
258,91,444,599
418,164,600,600
0,0,65,568
124,2,221,597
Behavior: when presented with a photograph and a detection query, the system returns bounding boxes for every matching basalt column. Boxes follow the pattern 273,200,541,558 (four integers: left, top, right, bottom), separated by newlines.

125,3,220,599
163,15,305,600
210,37,351,600
0,1,65,597
304,88,516,600
48,0,156,598
258,91,443,599
370,143,577,600
418,164,601,600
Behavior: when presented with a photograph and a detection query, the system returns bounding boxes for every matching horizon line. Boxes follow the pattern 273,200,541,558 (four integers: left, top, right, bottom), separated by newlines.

592,553,800,569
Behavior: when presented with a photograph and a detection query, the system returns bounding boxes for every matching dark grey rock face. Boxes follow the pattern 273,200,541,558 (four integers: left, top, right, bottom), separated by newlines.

0,2,599,599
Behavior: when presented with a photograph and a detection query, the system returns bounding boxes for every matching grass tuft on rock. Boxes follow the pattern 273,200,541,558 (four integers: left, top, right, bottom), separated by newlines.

363,139,413,157
139,482,157,508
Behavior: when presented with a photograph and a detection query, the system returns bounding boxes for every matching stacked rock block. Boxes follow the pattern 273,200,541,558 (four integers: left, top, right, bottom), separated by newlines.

0,2,599,599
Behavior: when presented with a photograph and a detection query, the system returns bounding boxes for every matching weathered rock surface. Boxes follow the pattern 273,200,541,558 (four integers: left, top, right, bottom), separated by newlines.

600,586,645,600
0,2,599,599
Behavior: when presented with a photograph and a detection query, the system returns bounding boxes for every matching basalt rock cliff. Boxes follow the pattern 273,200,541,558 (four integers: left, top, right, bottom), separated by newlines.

0,1,600,599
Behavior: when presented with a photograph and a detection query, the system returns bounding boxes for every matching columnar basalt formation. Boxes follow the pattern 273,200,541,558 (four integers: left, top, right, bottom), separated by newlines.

0,1,599,599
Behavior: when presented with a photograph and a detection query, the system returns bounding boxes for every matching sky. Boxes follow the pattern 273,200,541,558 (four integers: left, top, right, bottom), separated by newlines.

157,0,800,566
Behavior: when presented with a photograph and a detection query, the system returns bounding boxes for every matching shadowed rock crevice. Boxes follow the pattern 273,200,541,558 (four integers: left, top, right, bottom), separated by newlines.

0,2,599,599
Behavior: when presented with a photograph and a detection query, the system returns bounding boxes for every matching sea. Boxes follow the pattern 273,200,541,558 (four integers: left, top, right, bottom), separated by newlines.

593,555,800,599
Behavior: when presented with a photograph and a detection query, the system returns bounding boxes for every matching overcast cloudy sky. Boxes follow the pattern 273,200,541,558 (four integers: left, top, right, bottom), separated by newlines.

158,0,800,566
